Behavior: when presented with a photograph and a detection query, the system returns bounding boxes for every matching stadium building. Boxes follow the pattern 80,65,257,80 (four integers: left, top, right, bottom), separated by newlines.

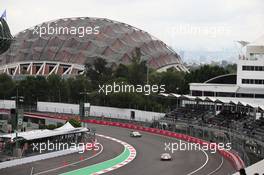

0,17,188,77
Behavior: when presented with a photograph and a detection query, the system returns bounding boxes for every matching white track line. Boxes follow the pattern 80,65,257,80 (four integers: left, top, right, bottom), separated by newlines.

34,143,103,175
186,148,208,175
206,156,224,175
91,134,137,175
129,130,209,175
139,130,225,175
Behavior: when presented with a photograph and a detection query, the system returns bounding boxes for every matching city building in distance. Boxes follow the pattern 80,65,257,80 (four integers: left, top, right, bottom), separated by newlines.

190,35,264,99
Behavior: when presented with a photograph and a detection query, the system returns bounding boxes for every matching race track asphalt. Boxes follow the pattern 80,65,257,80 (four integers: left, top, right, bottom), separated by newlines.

91,124,236,175
0,123,236,175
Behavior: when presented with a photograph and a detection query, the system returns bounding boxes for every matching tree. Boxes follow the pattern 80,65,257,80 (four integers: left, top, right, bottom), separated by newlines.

114,64,129,79
127,48,148,85
155,70,186,93
85,57,113,88
185,65,229,83
0,74,14,99
225,64,237,74
34,76,49,101
47,74,63,102
19,76,37,105
68,118,81,127
67,75,91,103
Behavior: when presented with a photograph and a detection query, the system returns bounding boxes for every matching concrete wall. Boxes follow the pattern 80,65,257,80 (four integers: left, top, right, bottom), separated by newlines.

37,102,79,114
89,105,164,122
0,100,15,109
37,102,164,122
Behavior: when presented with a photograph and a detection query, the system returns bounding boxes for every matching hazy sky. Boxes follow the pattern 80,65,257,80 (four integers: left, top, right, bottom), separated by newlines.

1,0,264,52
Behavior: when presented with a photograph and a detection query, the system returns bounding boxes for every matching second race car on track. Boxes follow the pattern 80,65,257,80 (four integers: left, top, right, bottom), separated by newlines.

160,153,172,161
130,131,142,137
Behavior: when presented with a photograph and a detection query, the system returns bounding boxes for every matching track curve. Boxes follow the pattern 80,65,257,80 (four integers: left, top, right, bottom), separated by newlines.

90,124,236,175
0,122,236,175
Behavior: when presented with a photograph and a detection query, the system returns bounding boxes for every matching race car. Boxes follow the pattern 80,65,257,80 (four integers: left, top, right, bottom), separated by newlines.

130,131,142,137
160,153,172,161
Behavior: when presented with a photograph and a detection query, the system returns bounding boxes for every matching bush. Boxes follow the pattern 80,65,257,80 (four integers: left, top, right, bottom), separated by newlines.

46,124,57,130
68,118,81,128
39,124,46,129
57,122,64,128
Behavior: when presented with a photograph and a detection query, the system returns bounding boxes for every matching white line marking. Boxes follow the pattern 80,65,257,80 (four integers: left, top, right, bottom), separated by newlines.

34,143,103,175
206,156,224,175
186,149,209,175
129,130,209,175
92,134,137,175
30,167,34,175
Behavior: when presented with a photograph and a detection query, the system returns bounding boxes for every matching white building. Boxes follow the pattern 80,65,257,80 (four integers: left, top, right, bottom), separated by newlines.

190,35,264,99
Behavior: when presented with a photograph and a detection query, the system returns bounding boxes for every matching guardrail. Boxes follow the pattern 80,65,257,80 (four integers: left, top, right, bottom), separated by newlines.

22,112,245,171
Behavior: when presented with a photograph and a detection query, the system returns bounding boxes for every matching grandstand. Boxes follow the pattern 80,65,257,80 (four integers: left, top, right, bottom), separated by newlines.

158,35,264,166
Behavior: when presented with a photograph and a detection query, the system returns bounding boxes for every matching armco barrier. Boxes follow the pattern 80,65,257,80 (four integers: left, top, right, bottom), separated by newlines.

22,113,245,171
82,119,245,171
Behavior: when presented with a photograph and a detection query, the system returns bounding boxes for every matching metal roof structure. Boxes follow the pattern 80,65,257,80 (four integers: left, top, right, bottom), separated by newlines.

0,17,188,76
0,122,88,141
159,93,264,111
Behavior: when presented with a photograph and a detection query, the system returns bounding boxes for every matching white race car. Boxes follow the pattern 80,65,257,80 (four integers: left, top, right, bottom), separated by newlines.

130,131,142,137
160,153,172,161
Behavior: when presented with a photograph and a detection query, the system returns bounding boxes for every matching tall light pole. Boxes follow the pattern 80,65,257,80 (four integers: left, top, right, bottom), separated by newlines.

147,65,149,85
79,90,91,119
146,60,150,85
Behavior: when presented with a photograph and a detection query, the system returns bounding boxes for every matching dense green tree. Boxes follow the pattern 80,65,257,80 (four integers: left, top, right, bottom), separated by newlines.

185,65,228,83
149,70,185,93
34,76,49,102
68,118,81,127
47,74,63,102
19,76,37,105
114,64,129,79
85,57,113,88
225,64,237,74
127,48,148,85
0,74,15,99
67,75,91,103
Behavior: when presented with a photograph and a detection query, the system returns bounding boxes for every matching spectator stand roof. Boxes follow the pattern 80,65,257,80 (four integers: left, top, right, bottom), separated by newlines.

159,93,264,111
0,122,88,141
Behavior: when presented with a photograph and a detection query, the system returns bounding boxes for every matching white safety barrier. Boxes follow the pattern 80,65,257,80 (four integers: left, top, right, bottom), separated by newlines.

37,101,164,122
0,146,84,169
233,159,264,175
0,100,15,109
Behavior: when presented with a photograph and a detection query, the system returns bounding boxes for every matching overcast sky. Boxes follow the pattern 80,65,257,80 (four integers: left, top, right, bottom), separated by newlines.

1,0,264,52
